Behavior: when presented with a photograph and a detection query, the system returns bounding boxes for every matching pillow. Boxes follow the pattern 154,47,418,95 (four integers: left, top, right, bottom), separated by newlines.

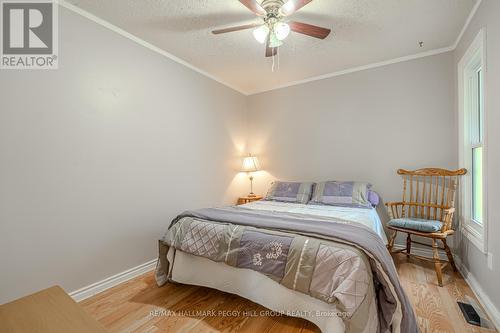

310,181,372,208
264,181,315,204
367,190,380,207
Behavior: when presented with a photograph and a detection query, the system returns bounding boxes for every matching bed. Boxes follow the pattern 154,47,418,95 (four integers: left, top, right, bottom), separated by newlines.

155,199,417,333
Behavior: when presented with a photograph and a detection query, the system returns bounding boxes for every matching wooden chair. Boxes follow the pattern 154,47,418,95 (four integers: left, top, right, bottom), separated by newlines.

385,168,467,286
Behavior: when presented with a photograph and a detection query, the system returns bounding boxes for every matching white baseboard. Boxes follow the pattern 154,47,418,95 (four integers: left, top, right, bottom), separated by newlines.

69,259,157,302
394,242,500,330
454,257,500,330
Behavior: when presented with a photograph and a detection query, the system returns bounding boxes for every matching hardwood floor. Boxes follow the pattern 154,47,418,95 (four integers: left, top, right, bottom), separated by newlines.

80,255,496,333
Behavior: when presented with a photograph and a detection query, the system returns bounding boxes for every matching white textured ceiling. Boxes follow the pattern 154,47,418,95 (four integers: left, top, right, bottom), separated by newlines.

66,0,477,94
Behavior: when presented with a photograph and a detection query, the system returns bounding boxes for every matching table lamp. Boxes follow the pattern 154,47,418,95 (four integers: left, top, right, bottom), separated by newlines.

241,154,260,197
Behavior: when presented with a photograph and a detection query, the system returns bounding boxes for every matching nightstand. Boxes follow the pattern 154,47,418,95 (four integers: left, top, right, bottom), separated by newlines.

237,195,263,205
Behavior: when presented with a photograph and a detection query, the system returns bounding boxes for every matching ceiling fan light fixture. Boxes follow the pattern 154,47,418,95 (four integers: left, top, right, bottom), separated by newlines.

212,0,331,58
269,32,283,48
281,1,295,15
253,25,270,44
274,22,290,41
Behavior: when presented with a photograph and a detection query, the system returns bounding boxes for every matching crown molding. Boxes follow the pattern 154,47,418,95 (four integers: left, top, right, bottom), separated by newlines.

57,0,481,97
452,0,483,50
248,0,482,95
56,0,247,96
246,46,454,95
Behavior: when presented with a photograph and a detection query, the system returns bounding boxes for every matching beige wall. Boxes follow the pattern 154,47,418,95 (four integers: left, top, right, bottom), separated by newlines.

453,0,500,315
0,8,247,303
1,0,498,317
247,52,456,204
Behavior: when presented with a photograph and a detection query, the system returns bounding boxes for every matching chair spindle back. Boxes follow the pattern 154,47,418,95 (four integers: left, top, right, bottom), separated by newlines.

398,168,467,222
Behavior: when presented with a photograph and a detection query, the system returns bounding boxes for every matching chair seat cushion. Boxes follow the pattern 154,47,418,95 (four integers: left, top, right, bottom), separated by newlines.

388,218,443,233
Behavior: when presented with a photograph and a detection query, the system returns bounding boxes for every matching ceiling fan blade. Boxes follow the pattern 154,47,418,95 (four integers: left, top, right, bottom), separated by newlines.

281,0,314,16
265,38,278,57
289,21,331,39
239,0,267,16
212,23,261,34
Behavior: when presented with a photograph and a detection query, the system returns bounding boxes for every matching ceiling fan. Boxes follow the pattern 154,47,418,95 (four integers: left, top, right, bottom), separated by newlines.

212,0,331,57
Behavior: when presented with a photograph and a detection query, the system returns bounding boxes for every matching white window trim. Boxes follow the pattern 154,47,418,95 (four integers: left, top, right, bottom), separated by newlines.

458,28,488,254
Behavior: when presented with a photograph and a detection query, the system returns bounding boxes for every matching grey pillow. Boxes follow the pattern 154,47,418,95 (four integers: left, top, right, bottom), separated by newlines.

310,181,372,208
264,181,315,204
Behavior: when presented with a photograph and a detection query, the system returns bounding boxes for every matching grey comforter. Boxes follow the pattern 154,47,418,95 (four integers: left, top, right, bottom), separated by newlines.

156,206,417,333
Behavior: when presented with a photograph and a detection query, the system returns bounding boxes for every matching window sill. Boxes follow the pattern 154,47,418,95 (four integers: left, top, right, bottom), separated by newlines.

461,223,487,254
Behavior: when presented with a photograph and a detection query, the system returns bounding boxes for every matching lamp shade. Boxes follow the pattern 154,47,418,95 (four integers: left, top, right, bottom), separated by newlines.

274,22,290,41
253,25,270,44
241,155,260,172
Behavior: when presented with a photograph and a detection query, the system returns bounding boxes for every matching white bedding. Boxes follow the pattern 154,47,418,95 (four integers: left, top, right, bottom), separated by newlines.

241,200,388,244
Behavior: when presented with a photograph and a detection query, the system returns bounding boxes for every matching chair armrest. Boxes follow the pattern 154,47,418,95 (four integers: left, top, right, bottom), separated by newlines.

442,207,455,232
385,202,404,219
444,207,455,214
385,201,404,207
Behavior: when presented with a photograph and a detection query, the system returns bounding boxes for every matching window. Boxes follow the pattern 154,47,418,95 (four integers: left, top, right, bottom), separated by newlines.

458,28,487,253
471,68,483,224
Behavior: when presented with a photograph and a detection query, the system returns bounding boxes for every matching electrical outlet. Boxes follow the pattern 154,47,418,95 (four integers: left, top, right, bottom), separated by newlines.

487,253,493,270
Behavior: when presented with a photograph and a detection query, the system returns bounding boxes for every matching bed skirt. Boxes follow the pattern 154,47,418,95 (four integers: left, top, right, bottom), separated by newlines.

167,248,379,333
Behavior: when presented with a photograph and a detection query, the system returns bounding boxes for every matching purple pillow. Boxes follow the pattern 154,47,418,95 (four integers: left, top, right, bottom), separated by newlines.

264,181,315,204
310,181,372,208
368,190,380,207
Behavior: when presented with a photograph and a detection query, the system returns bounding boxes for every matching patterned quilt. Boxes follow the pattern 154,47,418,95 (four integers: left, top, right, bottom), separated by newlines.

155,206,418,333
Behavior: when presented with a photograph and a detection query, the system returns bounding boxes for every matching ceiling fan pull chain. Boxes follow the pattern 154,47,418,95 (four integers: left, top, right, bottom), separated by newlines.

272,53,275,72
277,46,280,71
